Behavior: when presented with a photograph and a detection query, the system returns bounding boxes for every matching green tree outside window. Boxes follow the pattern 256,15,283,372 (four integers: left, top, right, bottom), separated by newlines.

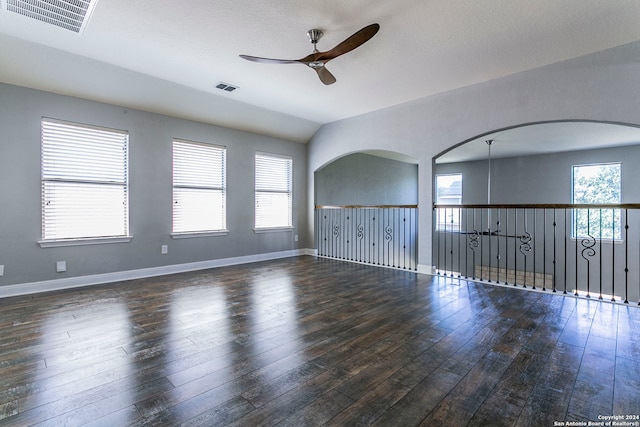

572,163,621,240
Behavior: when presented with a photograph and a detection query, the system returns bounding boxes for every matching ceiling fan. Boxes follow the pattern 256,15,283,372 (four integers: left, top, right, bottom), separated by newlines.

239,23,380,85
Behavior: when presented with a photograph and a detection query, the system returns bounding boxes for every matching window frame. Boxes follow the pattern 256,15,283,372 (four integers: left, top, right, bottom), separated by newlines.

254,152,293,232
39,118,131,248
171,138,228,237
571,162,622,241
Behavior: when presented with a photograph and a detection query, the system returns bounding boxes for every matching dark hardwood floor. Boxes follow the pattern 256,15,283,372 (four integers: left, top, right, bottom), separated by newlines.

0,256,638,426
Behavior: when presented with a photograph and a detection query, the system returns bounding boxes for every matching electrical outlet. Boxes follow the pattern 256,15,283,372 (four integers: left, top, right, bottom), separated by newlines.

56,261,66,273
294,234,299,242
161,245,168,255
0,265,4,277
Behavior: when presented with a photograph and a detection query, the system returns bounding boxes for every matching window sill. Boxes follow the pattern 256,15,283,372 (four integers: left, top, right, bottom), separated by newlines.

171,230,229,239
39,236,133,248
253,226,294,234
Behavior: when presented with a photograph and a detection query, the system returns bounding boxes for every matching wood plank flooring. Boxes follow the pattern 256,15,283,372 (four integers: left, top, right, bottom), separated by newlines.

0,256,638,426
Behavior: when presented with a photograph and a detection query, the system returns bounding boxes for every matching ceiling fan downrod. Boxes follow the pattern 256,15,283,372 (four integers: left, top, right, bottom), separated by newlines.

306,29,324,69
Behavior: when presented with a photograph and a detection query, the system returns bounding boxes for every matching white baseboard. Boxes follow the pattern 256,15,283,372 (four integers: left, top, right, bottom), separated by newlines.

0,249,314,299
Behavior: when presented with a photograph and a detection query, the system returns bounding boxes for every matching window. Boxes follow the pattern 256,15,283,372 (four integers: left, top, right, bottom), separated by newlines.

41,119,129,242
572,163,621,239
435,174,462,231
172,139,226,234
255,153,292,229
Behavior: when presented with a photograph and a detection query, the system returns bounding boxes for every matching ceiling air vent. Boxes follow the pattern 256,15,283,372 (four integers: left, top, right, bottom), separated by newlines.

215,82,238,93
4,0,99,33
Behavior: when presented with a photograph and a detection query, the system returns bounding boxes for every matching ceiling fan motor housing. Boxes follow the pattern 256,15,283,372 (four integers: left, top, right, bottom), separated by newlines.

307,29,323,45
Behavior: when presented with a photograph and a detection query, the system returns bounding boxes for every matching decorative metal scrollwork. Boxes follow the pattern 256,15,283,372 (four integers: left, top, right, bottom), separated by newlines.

519,231,532,256
357,224,364,240
333,224,340,238
468,229,480,251
384,226,393,242
580,234,596,261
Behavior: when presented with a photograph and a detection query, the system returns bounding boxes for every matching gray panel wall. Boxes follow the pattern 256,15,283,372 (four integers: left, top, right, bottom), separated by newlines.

0,83,308,287
315,153,418,206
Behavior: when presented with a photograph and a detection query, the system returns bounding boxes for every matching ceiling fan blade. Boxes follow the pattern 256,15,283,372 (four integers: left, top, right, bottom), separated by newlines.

239,54,300,65
315,66,336,85
318,23,380,62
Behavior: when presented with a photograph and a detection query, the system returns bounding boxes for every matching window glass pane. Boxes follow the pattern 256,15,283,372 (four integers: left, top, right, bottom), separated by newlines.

43,182,127,239
255,192,291,228
572,163,621,239
435,174,462,231
173,188,225,233
255,153,292,228
41,119,128,240
172,140,226,233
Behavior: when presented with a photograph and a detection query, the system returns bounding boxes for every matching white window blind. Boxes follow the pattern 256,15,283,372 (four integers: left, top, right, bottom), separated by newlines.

255,153,292,229
173,139,226,233
41,119,129,240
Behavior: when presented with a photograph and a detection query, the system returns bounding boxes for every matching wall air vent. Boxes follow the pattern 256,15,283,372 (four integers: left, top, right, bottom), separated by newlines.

215,82,239,93
4,0,99,33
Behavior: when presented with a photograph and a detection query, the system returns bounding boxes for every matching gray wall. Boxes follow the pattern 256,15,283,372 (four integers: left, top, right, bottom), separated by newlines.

308,41,640,271
0,83,308,287
435,144,640,204
315,153,418,206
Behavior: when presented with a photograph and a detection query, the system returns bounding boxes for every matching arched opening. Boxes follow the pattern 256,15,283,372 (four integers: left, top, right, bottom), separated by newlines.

314,150,419,270
432,120,640,304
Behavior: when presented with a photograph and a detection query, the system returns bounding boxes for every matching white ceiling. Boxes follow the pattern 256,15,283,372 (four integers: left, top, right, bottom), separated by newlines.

1,0,640,143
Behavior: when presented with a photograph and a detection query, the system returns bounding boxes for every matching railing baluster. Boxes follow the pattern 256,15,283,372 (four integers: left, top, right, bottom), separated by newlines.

531,209,535,289
612,208,616,301
487,208,492,283
435,207,440,274
542,208,547,291
480,208,484,281
505,208,509,285
449,207,453,275
465,207,469,278
410,208,415,271
458,208,462,278
599,208,603,300
575,208,579,297
367,209,371,265
552,209,557,292
496,209,501,284
377,208,381,265
625,208,629,304
522,208,529,289
514,208,518,287
564,208,568,294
